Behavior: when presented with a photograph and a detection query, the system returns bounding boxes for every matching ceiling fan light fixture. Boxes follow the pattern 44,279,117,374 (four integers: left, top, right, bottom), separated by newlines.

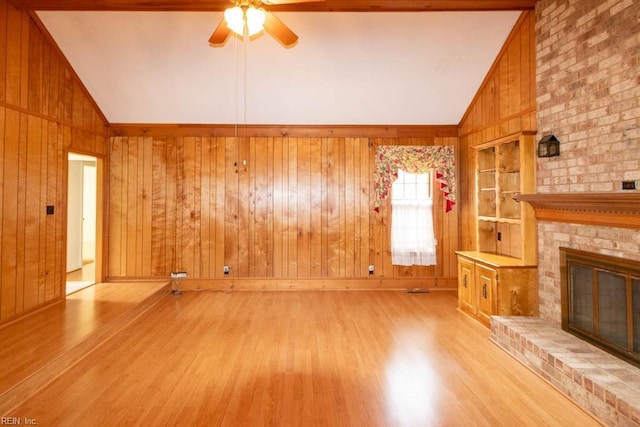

246,6,266,36
224,6,245,36
211,0,304,47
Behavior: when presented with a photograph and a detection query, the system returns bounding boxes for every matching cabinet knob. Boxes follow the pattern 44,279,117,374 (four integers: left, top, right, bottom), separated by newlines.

482,283,487,299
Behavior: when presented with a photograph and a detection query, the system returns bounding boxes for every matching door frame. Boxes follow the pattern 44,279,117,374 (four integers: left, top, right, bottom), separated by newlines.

64,150,105,287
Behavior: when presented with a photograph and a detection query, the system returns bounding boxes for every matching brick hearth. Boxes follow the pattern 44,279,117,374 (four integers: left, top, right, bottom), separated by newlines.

491,316,640,426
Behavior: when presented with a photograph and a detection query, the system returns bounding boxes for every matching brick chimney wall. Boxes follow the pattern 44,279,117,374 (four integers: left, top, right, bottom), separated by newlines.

535,0,640,323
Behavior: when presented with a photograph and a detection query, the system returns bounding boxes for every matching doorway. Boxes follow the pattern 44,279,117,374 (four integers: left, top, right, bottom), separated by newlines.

66,153,98,294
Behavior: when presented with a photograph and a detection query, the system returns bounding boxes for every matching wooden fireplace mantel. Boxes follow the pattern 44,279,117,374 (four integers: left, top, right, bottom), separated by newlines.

514,192,640,229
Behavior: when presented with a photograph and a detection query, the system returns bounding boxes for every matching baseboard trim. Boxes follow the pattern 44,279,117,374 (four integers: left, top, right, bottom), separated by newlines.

169,277,457,292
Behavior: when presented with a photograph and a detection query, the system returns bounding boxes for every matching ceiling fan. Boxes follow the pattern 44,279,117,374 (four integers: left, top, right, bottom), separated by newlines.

208,0,324,47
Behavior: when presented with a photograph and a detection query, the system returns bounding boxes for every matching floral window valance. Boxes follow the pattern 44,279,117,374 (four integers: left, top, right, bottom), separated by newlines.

374,145,456,213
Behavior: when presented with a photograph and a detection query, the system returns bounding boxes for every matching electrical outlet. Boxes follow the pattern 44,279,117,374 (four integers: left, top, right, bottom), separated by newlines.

622,180,636,190
224,265,230,275
171,271,187,279
368,265,374,275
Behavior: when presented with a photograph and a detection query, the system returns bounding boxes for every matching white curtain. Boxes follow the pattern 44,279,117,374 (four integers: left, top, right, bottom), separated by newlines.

391,198,437,266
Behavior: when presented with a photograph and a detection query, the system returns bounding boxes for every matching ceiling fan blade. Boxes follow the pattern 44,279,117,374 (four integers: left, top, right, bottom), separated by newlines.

264,0,326,4
209,19,232,46
264,11,298,47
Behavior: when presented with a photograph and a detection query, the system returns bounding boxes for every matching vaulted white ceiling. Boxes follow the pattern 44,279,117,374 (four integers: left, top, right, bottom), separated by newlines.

37,10,521,125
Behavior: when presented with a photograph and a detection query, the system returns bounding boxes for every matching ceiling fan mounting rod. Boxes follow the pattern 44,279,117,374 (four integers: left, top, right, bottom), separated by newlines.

235,0,262,8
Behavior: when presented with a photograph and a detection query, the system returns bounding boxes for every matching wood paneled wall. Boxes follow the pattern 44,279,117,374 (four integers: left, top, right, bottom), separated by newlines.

107,129,460,290
0,0,534,319
0,0,108,323
457,11,536,251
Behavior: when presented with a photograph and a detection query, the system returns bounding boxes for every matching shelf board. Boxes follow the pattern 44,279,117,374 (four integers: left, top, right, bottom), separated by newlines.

477,216,521,224
455,251,536,267
498,218,521,223
497,218,521,223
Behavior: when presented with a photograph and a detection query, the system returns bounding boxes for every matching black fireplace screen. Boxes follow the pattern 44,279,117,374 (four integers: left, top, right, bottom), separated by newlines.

561,247,640,368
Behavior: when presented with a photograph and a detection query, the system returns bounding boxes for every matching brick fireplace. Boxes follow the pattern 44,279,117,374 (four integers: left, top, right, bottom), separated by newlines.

533,0,640,323
492,193,640,425
490,0,640,423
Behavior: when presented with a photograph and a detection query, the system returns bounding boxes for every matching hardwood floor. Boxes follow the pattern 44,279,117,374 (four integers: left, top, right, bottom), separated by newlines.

66,262,97,294
0,281,169,411
4,290,601,426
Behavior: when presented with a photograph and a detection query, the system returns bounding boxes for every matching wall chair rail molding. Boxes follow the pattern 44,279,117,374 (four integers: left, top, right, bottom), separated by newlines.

514,192,640,229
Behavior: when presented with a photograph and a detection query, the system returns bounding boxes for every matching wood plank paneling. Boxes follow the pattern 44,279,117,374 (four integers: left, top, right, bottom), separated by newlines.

15,112,26,312
325,138,339,278
0,0,482,321
459,11,536,141
458,11,536,252
5,5,20,106
200,137,211,278
272,137,284,277
223,138,238,277
150,138,166,275
108,136,123,277
0,0,108,323
237,137,250,278
296,137,311,278
286,137,298,278
309,138,322,277
27,20,42,113
141,137,153,276
2,108,19,319
107,133,460,289
213,137,225,278
19,13,28,109
125,138,136,276
44,121,57,300
0,3,6,102
24,114,41,310
0,109,5,309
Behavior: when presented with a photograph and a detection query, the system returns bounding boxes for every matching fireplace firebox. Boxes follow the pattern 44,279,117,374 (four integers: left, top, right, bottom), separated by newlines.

560,247,640,368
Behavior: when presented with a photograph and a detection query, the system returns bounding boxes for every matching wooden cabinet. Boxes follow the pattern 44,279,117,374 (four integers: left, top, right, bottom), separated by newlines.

456,251,538,326
475,263,496,324
457,131,538,326
457,257,475,314
474,132,537,264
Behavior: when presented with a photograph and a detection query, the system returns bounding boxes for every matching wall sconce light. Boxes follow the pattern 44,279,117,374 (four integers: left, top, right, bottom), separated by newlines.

538,134,560,158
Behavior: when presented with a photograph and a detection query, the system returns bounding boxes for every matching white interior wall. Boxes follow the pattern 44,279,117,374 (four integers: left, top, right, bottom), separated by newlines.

82,163,97,263
37,11,521,125
67,160,84,272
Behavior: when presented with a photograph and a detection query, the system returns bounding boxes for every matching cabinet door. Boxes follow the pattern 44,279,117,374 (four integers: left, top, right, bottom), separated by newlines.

476,264,497,324
458,258,475,313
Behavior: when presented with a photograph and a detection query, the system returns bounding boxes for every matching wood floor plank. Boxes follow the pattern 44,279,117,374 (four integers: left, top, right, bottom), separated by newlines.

5,290,600,426
0,281,168,398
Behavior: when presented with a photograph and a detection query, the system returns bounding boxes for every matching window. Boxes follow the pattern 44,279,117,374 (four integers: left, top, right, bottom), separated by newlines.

390,169,437,266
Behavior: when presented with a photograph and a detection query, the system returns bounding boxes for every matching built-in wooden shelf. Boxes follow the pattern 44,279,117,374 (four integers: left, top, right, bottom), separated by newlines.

514,192,640,229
